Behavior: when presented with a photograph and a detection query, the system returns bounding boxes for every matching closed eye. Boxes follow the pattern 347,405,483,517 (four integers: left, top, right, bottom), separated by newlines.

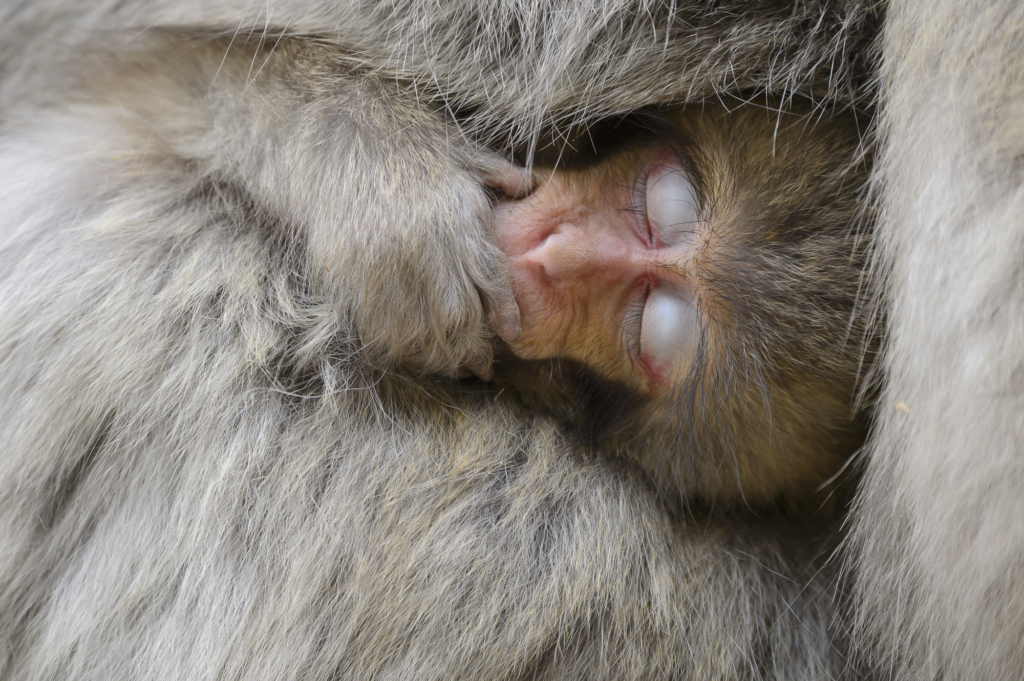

638,287,701,384
622,168,654,248
645,159,700,248
622,280,652,366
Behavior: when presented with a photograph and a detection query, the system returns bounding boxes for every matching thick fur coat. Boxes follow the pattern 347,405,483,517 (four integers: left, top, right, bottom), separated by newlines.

2,1,1022,680
851,2,1024,679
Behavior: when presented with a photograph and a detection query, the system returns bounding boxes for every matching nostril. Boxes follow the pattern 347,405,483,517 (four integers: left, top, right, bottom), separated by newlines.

534,227,582,285
533,258,555,287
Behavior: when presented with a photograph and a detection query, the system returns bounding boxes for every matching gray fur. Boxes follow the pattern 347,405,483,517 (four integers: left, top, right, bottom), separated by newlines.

0,1,877,126
0,1,901,679
850,1,1024,678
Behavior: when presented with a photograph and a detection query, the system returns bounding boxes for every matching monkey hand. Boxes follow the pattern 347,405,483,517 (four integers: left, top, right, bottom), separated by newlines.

298,141,525,380
481,160,528,348
162,60,526,381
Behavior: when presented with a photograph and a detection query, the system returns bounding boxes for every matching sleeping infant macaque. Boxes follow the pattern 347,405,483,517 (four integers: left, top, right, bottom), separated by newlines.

487,103,873,506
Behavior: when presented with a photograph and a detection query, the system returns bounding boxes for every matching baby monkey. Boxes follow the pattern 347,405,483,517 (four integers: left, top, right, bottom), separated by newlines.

489,103,874,506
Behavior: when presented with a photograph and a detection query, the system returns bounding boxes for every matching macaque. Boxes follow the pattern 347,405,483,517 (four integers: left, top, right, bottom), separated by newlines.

490,104,873,505
0,30,869,679
7,0,1024,679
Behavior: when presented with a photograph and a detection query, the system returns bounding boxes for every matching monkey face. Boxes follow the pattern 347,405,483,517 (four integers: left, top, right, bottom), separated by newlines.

489,103,875,503
493,148,719,394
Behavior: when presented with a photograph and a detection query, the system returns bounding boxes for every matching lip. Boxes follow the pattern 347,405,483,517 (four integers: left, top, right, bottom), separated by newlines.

493,200,537,258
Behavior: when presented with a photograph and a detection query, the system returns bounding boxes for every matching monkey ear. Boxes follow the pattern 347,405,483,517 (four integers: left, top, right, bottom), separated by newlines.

481,162,533,199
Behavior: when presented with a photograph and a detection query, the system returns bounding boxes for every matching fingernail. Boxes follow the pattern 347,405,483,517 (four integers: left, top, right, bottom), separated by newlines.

493,303,521,343
496,317,521,343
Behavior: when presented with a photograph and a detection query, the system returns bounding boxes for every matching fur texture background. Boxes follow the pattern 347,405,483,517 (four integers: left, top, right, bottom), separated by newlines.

0,3,879,678
4,0,1022,679
851,2,1024,679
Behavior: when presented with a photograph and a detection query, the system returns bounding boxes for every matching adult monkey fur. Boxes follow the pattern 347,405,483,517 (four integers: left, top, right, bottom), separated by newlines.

0,4,877,680
0,59,871,681
3,1,1020,680
851,2,1024,680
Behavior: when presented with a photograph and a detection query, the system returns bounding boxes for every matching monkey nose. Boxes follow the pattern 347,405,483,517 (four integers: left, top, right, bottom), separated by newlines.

532,225,593,287
531,222,635,289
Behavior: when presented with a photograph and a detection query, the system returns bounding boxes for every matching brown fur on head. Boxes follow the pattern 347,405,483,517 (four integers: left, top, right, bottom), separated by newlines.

493,100,876,506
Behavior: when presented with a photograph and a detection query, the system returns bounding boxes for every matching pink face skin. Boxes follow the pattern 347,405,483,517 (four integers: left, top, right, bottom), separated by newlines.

493,150,707,393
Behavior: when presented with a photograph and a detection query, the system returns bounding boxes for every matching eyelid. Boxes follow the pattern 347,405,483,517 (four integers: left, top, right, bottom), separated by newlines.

621,279,651,365
638,287,702,386
630,164,655,248
645,158,701,248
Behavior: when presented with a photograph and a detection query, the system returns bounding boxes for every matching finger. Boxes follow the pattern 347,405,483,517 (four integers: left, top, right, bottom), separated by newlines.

465,355,494,382
482,164,532,199
490,296,521,344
